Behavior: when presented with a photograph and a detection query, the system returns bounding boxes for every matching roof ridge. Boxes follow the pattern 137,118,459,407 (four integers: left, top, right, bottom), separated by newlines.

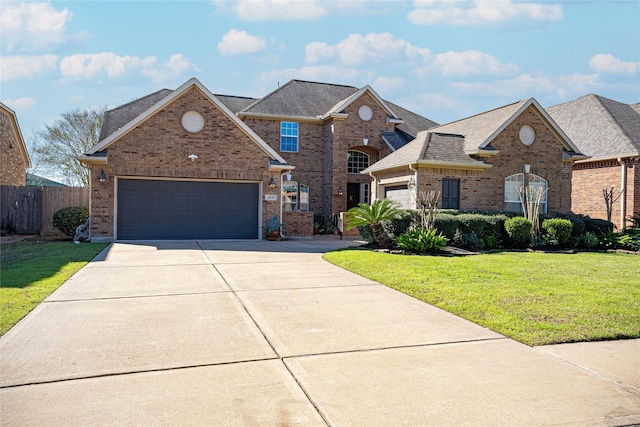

105,88,172,113
592,95,640,151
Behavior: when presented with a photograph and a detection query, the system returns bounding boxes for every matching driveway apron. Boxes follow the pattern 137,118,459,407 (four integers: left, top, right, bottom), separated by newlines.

1,239,639,426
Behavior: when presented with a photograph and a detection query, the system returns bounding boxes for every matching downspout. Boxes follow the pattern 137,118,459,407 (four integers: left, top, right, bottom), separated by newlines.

409,164,418,209
618,158,627,230
279,170,292,239
368,172,376,203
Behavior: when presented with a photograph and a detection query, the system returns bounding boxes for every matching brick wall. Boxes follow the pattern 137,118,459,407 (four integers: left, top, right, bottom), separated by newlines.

375,106,573,214
282,211,313,237
90,87,280,238
245,92,396,216
0,110,27,186
572,158,640,228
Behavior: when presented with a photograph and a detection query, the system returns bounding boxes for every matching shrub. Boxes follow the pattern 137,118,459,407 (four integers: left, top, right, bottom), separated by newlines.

356,225,375,243
456,214,487,236
580,231,599,249
383,210,419,239
583,218,614,235
434,213,459,239
542,218,573,246
396,228,448,253
53,206,89,237
504,217,532,246
453,230,485,250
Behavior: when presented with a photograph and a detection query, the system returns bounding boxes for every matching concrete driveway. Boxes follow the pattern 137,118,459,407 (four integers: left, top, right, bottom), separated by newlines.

1,239,639,426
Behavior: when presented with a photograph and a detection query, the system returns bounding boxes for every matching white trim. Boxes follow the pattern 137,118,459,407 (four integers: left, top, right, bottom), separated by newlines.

87,77,288,164
329,85,402,121
476,98,581,155
78,155,107,164
0,102,31,168
380,134,399,152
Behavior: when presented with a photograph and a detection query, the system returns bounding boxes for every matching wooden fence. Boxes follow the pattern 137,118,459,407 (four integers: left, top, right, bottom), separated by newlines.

1,185,89,235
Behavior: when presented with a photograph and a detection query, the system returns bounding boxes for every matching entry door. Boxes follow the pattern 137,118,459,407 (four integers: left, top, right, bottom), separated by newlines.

347,183,361,210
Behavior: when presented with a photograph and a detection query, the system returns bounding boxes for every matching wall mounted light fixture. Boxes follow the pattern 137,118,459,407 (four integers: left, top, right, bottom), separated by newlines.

99,169,107,184
269,177,276,189
407,177,415,191
337,187,344,196
188,154,198,162
524,164,531,174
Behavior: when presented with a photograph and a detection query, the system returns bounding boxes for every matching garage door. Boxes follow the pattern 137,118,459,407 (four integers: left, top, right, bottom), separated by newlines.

117,179,259,240
385,186,411,209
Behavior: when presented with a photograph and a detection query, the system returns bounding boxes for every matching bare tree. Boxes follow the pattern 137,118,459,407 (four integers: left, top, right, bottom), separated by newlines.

603,187,623,223
32,107,105,187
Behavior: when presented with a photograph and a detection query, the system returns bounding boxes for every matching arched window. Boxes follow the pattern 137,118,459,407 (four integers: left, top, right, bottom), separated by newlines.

347,151,370,174
504,173,548,213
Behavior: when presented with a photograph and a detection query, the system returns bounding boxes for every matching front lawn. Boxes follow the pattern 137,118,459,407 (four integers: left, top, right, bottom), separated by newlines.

323,249,640,346
0,238,109,336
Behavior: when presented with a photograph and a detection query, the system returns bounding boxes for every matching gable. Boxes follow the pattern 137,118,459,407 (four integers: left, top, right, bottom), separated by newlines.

83,78,288,167
0,103,31,169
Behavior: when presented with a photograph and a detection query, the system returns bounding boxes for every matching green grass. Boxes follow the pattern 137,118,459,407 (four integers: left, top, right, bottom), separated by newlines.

0,238,109,336
323,249,640,346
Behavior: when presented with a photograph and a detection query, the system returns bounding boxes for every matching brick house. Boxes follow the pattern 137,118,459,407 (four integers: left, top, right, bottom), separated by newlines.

0,102,31,186
547,95,640,229
79,78,436,241
363,98,585,214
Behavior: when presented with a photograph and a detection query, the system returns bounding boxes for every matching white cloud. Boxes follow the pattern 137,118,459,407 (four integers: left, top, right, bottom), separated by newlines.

305,32,431,67
452,73,601,98
0,2,82,52
373,76,405,93
416,50,518,77
141,54,198,83
417,92,461,110
69,94,84,103
2,97,37,111
217,29,267,56
216,0,328,21
408,0,563,26
59,52,156,79
589,54,639,75
260,65,374,86
0,54,58,82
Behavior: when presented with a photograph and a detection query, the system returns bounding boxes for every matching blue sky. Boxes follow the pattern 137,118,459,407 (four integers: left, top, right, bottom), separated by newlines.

2,0,639,158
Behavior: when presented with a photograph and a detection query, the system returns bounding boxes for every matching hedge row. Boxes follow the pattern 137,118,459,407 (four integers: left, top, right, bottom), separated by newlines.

358,209,615,250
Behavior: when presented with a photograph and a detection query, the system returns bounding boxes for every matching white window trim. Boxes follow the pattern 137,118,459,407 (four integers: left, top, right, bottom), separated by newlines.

347,150,370,174
280,121,299,153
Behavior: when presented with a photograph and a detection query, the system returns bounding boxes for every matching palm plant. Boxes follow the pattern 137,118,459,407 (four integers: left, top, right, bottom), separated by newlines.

344,199,402,248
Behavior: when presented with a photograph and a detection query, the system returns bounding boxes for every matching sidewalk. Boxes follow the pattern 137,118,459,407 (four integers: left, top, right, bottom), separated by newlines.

1,239,638,426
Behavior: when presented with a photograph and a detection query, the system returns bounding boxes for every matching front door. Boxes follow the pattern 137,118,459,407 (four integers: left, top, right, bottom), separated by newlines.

347,183,360,210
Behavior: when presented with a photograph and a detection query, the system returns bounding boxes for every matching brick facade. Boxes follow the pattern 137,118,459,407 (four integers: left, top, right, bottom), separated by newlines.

572,158,640,229
374,105,574,214
245,92,395,215
89,87,281,239
282,211,314,237
0,109,28,186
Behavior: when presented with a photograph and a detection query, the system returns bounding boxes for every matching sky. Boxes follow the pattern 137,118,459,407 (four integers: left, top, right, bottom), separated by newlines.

1,0,639,176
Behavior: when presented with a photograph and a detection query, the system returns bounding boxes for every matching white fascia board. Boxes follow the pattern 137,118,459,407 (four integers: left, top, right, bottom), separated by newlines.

78,155,107,165
86,77,288,165
238,111,323,123
330,86,402,119
269,163,296,171
416,159,492,170
465,149,501,156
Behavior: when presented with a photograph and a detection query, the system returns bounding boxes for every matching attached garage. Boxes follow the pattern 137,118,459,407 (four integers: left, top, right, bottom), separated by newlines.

385,186,411,209
117,179,259,240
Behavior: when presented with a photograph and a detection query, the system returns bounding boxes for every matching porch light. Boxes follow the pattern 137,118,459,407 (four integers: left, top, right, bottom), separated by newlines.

269,177,276,189
99,169,107,184
337,187,344,196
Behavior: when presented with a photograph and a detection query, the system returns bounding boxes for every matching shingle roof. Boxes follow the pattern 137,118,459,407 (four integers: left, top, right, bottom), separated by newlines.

364,131,487,173
428,100,528,152
241,80,360,118
99,89,173,141
547,94,640,159
631,103,640,115
98,79,438,150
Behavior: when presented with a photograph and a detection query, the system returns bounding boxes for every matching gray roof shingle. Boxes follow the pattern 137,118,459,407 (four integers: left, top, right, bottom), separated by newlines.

547,94,640,159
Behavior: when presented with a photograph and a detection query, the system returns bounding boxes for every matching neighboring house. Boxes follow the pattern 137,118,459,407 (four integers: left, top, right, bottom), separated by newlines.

363,98,586,214
547,94,640,229
0,102,31,186
79,77,435,241
26,173,67,187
